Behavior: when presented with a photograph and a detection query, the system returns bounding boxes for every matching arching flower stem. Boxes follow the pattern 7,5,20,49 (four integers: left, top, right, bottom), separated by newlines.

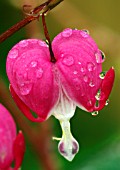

42,14,56,63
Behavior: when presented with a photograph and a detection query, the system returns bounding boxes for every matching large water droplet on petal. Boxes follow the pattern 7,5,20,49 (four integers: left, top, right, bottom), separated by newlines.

36,68,43,78
30,61,38,67
87,62,95,72
62,56,74,66
80,30,89,38
9,49,18,59
99,71,106,79
91,111,98,116
19,40,28,47
62,28,73,38
95,50,105,64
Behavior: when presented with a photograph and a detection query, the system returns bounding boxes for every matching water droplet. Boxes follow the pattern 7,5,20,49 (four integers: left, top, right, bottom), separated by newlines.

87,100,92,107
89,81,95,87
78,61,81,65
20,82,32,95
91,111,98,116
36,68,43,78
30,61,38,67
61,54,64,58
95,50,105,64
105,99,109,106
20,83,25,87
62,56,74,66
62,28,73,38
99,71,106,79
73,78,81,90
80,67,85,73
9,49,18,59
100,51,105,61
87,62,95,72
19,40,28,47
95,90,100,100
38,40,48,47
80,30,89,38
83,75,88,82
73,71,78,75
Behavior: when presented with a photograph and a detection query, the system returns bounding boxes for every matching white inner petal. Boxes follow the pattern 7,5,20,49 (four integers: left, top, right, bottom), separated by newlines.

53,88,76,121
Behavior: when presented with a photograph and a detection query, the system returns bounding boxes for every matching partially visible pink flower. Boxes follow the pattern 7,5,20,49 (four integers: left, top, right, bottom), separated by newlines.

6,28,115,161
0,104,25,170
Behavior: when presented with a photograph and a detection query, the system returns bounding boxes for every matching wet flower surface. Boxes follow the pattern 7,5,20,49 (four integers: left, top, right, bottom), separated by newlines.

6,28,115,161
0,104,25,169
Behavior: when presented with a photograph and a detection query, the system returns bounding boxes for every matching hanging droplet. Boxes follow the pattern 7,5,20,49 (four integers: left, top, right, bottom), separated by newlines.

99,71,106,79
62,28,73,38
87,62,95,72
62,56,74,66
95,50,105,64
80,30,89,38
19,40,28,47
95,90,100,100
83,75,88,82
36,68,43,78
100,50,105,61
105,99,109,106
91,111,98,116
9,49,18,59
30,61,38,67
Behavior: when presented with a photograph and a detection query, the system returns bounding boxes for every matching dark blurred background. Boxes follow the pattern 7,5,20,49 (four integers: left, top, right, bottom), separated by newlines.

0,0,120,170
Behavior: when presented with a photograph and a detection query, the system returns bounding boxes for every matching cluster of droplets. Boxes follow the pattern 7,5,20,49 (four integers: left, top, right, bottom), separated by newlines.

60,29,107,117
8,40,47,96
61,28,90,39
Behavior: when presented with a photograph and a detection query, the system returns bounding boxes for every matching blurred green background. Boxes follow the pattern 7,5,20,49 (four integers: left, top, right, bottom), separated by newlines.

0,0,120,170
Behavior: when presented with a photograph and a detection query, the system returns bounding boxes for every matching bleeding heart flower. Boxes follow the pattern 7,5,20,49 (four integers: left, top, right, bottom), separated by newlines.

0,104,25,170
6,28,115,161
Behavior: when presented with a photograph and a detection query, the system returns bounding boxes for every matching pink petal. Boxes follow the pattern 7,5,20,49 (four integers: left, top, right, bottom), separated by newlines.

94,67,115,111
13,131,25,170
6,39,59,121
0,104,16,169
52,28,102,111
10,85,46,122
